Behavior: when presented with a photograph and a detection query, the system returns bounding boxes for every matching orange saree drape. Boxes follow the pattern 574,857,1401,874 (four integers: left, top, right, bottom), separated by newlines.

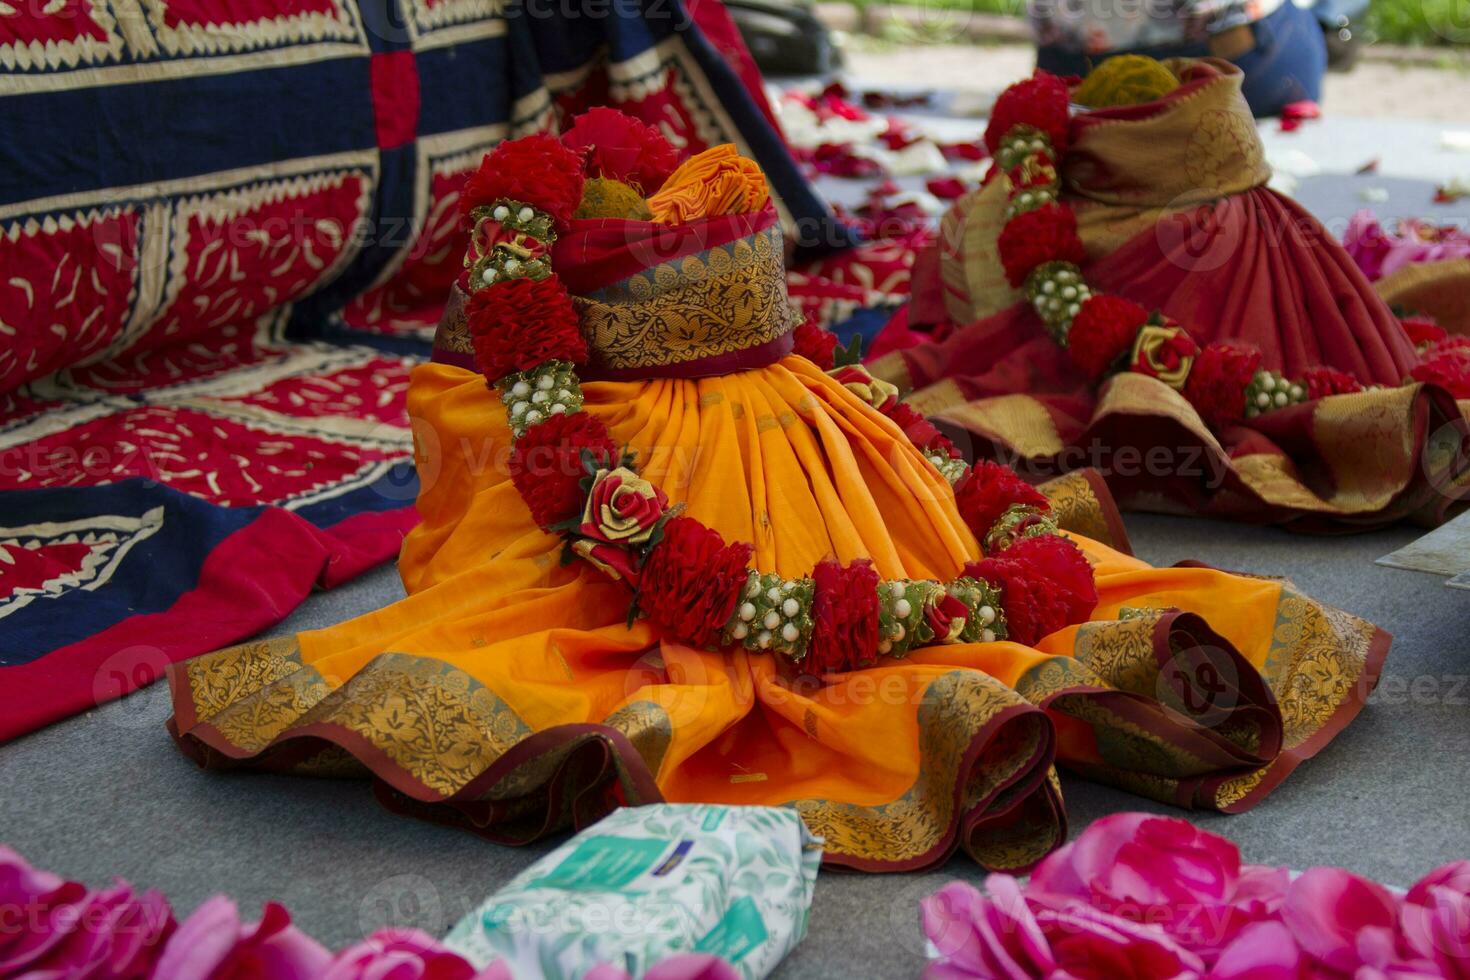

168,356,1388,872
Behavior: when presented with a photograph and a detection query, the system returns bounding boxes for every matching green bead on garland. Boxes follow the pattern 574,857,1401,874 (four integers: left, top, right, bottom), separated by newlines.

983,503,1059,553
724,571,815,659
876,579,946,657
1024,261,1094,344
498,360,583,439
1243,370,1307,419
926,451,970,486
1004,184,1059,221
996,126,1054,172
947,576,1007,643
467,199,557,290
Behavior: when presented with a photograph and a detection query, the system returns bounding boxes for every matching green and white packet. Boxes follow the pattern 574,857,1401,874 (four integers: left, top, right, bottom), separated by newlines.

444,803,822,980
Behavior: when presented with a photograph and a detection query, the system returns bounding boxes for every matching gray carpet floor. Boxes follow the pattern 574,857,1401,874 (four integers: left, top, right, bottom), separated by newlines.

4,514,1470,978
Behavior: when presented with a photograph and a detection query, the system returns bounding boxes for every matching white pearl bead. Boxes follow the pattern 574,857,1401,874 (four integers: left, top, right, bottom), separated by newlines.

781,623,799,643
503,258,520,273
891,623,905,641
766,587,781,603
531,391,548,404
517,206,534,223
982,629,996,643
537,375,554,390
1273,391,1288,407
1256,392,1270,408
1290,385,1304,399
894,598,912,619
1066,303,1080,318
890,582,906,599
746,579,761,598
556,390,572,401
1260,374,1276,392
549,403,566,415
1061,286,1077,300
492,205,509,220
757,631,771,650
738,602,756,622
525,409,542,424
763,610,781,630
731,623,748,640
511,380,531,398
782,598,800,617
1041,280,1055,294
878,640,893,655
979,605,996,624
482,268,497,285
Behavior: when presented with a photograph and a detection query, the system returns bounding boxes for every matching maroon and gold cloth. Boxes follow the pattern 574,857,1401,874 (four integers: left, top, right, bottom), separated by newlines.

878,61,1470,529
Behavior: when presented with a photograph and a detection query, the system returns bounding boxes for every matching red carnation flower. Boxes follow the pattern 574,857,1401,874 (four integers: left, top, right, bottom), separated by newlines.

792,319,839,370
638,517,753,648
1183,342,1262,429
1411,347,1470,399
562,108,679,194
964,533,1095,646
461,133,585,227
954,459,1049,543
997,204,1085,288
1401,316,1446,349
808,558,882,675
882,400,961,459
984,72,1072,155
507,412,618,530
1068,295,1149,379
1302,366,1364,400
464,277,588,382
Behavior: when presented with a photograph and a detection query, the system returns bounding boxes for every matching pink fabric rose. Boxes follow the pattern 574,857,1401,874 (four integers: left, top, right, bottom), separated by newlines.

1034,904,1205,979
1027,814,1284,957
1345,210,1470,281
0,846,174,979
1399,861,1470,978
921,877,1056,978
152,896,331,980
322,928,491,980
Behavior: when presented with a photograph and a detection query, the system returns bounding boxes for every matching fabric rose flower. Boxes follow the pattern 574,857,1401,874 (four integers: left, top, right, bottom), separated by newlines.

561,107,679,195
151,897,330,980
921,877,1057,978
1026,813,1287,959
1131,320,1200,390
924,593,969,643
829,364,899,409
647,144,770,224
322,928,491,980
571,538,644,586
0,847,175,980
579,467,669,547
1399,860,1470,976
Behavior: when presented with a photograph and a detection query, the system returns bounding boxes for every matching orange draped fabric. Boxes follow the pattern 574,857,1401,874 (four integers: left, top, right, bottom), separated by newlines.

168,357,1388,871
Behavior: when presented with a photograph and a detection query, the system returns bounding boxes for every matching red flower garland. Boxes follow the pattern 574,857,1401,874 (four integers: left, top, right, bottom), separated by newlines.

637,518,753,648
966,534,1096,646
792,319,838,370
954,460,1050,542
465,277,588,381
461,134,586,227
1411,347,1470,398
983,72,1072,155
882,400,961,459
1402,316,1446,349
809,558,881,674
561,108,679,194
1182,343,1263,429
508,412,619,529
997,204,1085,288
1302,366,1364,400
1068,295,1151,379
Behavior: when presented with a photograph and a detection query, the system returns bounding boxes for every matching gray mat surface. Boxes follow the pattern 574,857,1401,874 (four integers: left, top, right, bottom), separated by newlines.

5,515,1470,978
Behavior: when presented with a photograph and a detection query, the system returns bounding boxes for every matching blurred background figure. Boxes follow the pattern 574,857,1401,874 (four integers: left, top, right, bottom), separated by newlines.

1029,0,1333,117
